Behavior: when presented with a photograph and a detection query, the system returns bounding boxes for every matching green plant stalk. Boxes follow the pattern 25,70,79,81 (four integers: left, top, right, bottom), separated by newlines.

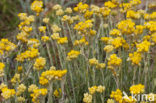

132,66,137,85
68,65,76,103
48,82,53,103
46,43,53,66
20,63,33,83
60,76,66,103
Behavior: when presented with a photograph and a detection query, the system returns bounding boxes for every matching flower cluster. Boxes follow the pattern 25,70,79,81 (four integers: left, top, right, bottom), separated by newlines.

110,89,123,103
136,40,151,53
127,10,140,19
30,88,47,103
117,19,135,35
33,57,46,71
74,37,88,46
0,0,156,102
89,58,105,69
31,0,43,16
66,50,80,61
16,48,40,62
0,84,15,100
11,73,20,85
108,54,122,69
83,85,105,103
110,88,137,103
16,84,26,96
0,39,16,56
74,20,96,36
129,84,145,94
39,68,67,85
128,52,142,65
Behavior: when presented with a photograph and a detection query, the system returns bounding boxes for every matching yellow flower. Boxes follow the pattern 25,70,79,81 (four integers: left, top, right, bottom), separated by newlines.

22,26,32,33
110,37,125,49
33,57,46,71
74,2,89,13
110,89,123,103
89,58,99,66
17,66,23,73
144,21,156,33
53,4,62,10
17,96,26,102
0,50,3,55
83,93,92,103
51,33,60,40
1,87,15,100
66,50,80,61
100,7,111,17
39,69,67,85
74,20,94,36
104,1,117,9
56,9,64,16
90,29,96,36
123,96,136,103
107,99,115,103
120,3,132,13
104,45,114,53
41,36,50,42
148,3,156,9
144,13,150,20
0,83,7,90
28,84,38,92
151,32,156,44
96,85,105,93
53,88,62,97
108,54,122,69
91,5,100,14
110,29,121,36
50,66,56,70
74,37,88,46
65,7,72,14
61,15,73,24
127,10,140,19
31,0,43,16
27,38,40,48
16,48,40,62
136,40,151,52
51,24,61,33
129,52,142,65
89,86,97,95
117,19,135,35
84,10,93,19
18,13,27,20
72,15,80,21
96,63,106,69
130,0,141,6
0,38,16,54
27,15,35,23
143,35,151,41
57,37,68,44
16,84,26,96
11,73,20,85
135,25,144,35
43,17,49,23
39,77,49,85
101,37,112,44
16,31,29,43
0,62,5,77
30,88,47,103
129,84,145,94
38,26,46,33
